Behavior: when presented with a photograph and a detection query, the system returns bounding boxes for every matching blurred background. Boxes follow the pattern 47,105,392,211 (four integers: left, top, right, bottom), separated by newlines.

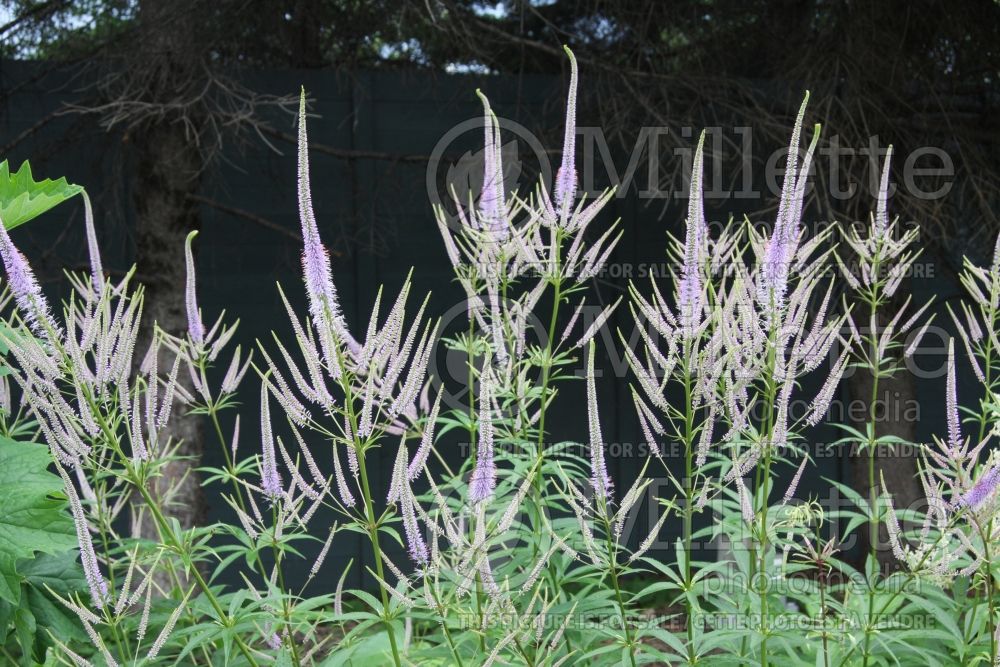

2,0,999,585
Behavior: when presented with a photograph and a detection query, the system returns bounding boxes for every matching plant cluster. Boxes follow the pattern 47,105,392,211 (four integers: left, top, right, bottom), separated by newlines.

0,50,997,666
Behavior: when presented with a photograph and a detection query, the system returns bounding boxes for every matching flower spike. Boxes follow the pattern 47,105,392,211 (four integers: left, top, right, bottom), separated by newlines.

259,378,283,500
184,230,204,345
955,465,1000,511
946,338,962,454
469,364,497,504
297,89,360,363
586,340,612,499
678,130,706,330
476,90,507,241
757,93,813,314
0,213,60,340
554,45,578,213
875,145,893,239
82,191,103,296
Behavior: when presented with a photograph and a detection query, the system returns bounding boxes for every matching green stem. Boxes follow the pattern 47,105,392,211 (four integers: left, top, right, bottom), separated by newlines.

600,504,638,667
135,480,261,666
428,580,464,666
756,325,778,667
977,270,998,443
207,405,248,511
860,244,887,667
205,390,291,655
975,518,997,664
682,353,696,663
513,635,536,666
355,448,403,666
533,281,562,487
861,311,882,667
85,387,260,666
334,347,403,667
758,449,771,667
272,505,302,666
836,514,960,667
532,232,564,493
464,317,487,653
817,557,831,667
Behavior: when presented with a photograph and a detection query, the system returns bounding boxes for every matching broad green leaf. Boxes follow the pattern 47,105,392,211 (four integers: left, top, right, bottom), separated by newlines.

0,436,77,605
13,603,35,667
0,160,83,230
318,627,402,666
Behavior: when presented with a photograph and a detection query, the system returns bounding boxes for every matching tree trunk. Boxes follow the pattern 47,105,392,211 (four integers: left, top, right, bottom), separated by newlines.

132,121,205,535
129,0,207,539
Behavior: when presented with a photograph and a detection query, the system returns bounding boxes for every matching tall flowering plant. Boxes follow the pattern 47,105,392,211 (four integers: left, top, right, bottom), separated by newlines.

1,49,998,667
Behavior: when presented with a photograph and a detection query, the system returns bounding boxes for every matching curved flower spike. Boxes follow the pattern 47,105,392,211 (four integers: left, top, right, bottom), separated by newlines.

56,461,109,608
787,121,820,244
554,45,578,213
402,492,429,565
297,89,360,365
475,90,507,241
0,212,60,340
184,230,204,345
775,92,811,245
82,191,104,296
757,93,816,315
992,231,1000,276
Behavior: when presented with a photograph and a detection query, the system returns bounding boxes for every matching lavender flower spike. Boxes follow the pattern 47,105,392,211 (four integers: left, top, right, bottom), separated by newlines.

678,131,706,330
82,191,104,295
874,145,894,239
297,90,360,362
586,340,612,499
0,213,60,340
408,390,442,481
554,46,578,213
955,465,1000,511
757,93,811,313
469,365,497,504
331,444,356,508
259,378,283,500
775,92,810,246
476,90,507,240
56,462,109,608
402,492,429,565
184,230,204,345
946,338,962,454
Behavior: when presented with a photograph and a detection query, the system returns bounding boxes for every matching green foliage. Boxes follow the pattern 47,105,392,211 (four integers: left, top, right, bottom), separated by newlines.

0,63,997,667
0,552,87,665
0,160,83,230
0,436,77,605
0,437,83,664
